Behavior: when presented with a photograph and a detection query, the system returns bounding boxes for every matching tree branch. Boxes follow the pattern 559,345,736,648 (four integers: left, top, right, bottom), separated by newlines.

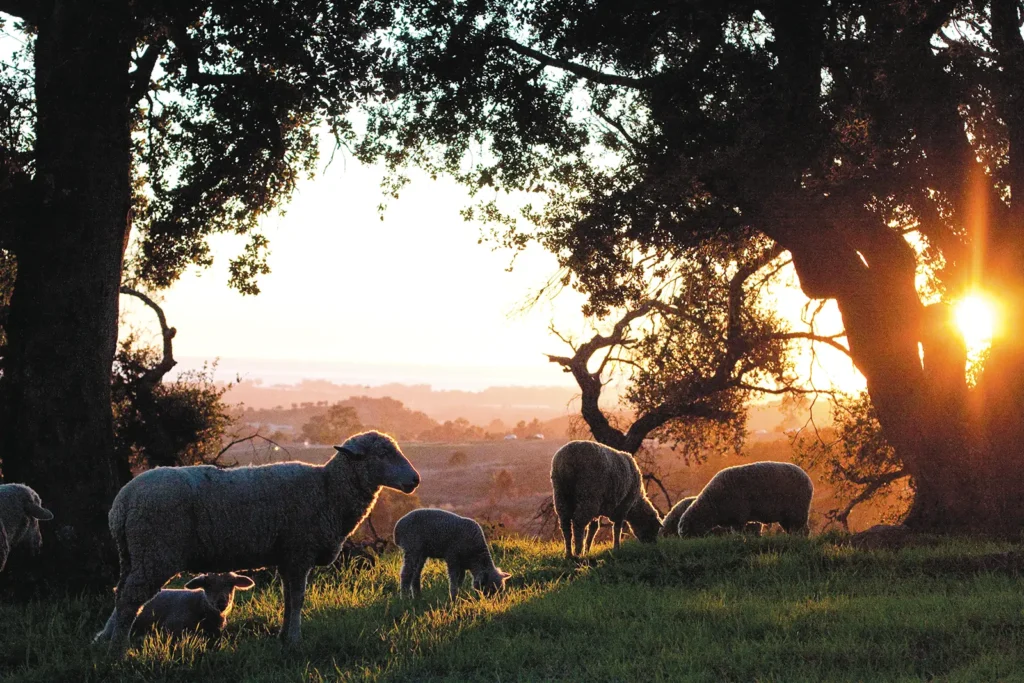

120,286,176,387
130,37,167,106
496,37,653,90
770,331,851,358
831,469,909,531
213,431,291,466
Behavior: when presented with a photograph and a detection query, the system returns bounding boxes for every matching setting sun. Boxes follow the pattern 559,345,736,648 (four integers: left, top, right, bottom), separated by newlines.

954,293,998,355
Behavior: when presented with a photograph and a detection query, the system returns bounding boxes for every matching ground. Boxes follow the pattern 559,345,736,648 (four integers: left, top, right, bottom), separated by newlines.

3,534,1024,681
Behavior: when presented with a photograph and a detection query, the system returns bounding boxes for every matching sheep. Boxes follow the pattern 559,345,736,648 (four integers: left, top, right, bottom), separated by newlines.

393,508,511,600
550,441,662,559
0,483,54,573
659,496,697,538
96,572,255,641
94,430,420,651
677,461,813,537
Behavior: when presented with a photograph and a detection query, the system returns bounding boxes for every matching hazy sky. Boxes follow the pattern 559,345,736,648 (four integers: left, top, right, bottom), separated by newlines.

120,150,594,389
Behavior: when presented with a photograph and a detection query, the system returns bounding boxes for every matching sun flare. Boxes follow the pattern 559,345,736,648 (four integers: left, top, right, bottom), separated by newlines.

954,293,998,355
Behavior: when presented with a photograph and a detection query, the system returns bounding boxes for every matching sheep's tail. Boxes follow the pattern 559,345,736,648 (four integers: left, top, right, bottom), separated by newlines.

551,477,575,521
109,498,132,581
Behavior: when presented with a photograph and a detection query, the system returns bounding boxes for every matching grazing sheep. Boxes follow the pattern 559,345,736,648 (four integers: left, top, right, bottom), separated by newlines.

677,461,813,537
394,508,511,600
0,483,54,573
96,572,255,641
659,496,697,538
550,441,662,559
95,430,420,651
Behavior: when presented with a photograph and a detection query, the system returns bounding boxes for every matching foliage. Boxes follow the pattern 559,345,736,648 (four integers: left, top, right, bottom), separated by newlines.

447,450,469,466
5,536,1024,680
301,403,365,445
418,417,486,442
794,391,911,530
112,339,234,471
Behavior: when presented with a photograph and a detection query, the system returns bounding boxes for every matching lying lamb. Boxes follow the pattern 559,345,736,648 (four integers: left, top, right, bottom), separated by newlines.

394,508,511,600
550,441,662,559
659,496,696,537
96,572,255,641
95,430,420,651
0,483,54,573
677,461,813,537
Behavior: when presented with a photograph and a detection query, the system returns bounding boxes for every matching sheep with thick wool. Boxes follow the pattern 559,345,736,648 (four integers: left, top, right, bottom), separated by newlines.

659,496,696,538
394,508,511,600
677,461,813,537
96,572,255,640
0,483,53,573
94,431,420,651
550,441,662,559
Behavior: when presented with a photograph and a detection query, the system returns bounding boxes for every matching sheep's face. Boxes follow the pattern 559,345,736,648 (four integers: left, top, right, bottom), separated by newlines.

473,567,511,596
335,431,420,494
185,572,255,614
8,487,54,554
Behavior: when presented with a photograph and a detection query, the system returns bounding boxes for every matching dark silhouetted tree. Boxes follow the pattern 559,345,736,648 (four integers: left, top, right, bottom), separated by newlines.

0,2,387,584
361,1,1024,535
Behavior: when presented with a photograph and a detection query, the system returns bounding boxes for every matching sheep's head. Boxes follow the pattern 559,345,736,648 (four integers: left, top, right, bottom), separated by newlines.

472,567,512,596
185,572,255,614
627,498,662,543
333,431,420,494
659,497,696,538
1,484,54,555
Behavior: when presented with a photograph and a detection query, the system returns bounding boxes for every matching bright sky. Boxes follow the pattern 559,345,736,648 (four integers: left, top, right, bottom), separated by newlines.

120,151,592,389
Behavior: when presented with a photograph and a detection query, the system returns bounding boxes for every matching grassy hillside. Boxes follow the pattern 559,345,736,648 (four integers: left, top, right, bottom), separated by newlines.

4,534,1024,681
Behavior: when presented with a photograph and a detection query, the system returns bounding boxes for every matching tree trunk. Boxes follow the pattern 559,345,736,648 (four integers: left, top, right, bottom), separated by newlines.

0,1,132,589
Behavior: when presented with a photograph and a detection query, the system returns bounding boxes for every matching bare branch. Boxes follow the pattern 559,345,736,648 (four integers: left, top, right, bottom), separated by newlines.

213,431,291,465
120,286,177,387
771,331,852,358
831,470,909,531
496,37,653,90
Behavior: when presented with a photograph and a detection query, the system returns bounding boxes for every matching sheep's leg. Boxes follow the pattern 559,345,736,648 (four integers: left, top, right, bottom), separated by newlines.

559,516,574,559
280,566,310,645
584,520,600,554
572,519,590,558
612,520,624,549
400,555,426,599
446,561,464,600
108,571,169,653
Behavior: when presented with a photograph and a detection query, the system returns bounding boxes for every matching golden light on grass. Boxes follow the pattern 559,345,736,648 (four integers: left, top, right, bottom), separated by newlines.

954,293,998,357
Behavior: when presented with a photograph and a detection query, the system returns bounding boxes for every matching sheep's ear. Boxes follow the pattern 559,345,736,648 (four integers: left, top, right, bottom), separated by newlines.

232,574,256,590
334,445,365,461
184,576,208,590
26,503,53,521
499,570,512,579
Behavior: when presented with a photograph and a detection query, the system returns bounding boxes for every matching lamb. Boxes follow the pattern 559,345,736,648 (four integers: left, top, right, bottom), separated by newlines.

394,508,511,600
96,572,256,641
550,441,662,559
0,483,54,573
94,430,420,651
677,461,813,537
659,496,696,537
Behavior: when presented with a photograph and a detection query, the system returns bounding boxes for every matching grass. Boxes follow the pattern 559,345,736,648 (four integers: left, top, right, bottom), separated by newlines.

3,534,1024,681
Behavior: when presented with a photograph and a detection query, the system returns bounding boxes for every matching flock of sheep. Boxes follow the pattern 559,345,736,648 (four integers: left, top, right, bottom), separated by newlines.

1,433,813,654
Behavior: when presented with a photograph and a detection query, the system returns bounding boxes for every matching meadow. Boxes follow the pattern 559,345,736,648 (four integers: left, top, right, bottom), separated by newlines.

3,534,1024,682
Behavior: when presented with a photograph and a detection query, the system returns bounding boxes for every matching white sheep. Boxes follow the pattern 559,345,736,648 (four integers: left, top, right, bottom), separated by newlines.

96,572,255,641
550,441,662,559
677,461,813,537
659,496,696,538
94,430,420,651
0,483,54,573
393,508,511,600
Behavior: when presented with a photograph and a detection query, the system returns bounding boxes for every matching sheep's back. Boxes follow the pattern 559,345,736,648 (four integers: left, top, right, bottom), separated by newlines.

551,441,640,516
701,461,812,521
112,461,327,570
395,509,485,559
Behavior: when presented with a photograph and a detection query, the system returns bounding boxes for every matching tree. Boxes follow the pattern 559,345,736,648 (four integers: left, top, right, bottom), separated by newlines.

0,2,386,583
362,1,1024,534
301,404,364,445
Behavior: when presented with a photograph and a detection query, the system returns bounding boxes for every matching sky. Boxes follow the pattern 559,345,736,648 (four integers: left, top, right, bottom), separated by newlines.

120,148,595,390
120,136,866,393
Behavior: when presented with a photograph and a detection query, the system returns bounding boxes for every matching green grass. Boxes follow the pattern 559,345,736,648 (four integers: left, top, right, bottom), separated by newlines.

3,534,1024,681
